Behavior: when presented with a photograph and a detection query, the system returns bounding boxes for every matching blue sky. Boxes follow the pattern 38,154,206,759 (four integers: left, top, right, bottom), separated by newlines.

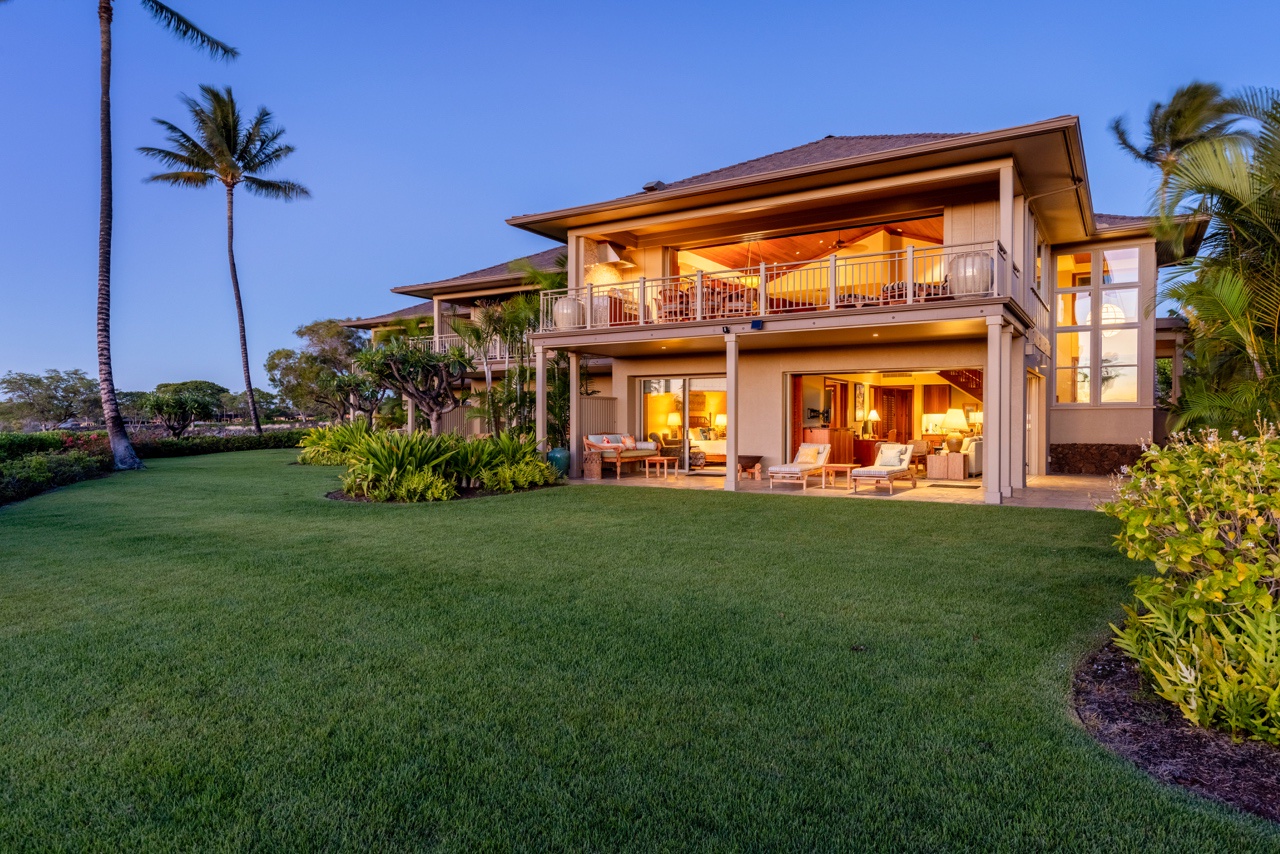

2,0,1277,391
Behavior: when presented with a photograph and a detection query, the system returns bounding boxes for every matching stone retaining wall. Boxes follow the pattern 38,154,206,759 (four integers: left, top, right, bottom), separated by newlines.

1048,443,1143,475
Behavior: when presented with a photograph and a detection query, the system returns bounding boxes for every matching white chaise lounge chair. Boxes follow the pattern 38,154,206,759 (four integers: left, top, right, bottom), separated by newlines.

849,442,917,494
767,443,831,491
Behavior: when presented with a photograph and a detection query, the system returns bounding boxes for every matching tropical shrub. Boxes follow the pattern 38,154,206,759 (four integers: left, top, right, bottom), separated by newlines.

389,469,457,503
1102,427,1280,743
0,450,112,506
297,422,372,466
340,431,458,500
479,459,558,494
443,434,499,487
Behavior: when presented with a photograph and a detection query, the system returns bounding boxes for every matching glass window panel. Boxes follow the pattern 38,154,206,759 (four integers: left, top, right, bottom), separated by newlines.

1100,328,1139,365
1057,291,1091,326
1056,251,1092,290
1101,247,1140,284
1098,288,1139,325
1056,368,1091,404
1100,365,1139,403
1056,331,1091,369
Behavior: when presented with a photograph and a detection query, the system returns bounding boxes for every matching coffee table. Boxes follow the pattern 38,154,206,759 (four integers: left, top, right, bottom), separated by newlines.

821,462,862,489
645,456,677,478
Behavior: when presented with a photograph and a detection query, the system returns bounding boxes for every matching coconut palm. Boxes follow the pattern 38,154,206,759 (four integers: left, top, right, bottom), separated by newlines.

139,85,310,435
452,302,504,432
1157,89,1280,431
0,1,237,468
1111,81,1250,207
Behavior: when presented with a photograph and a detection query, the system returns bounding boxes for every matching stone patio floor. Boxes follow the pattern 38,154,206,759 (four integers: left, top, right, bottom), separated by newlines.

573,468,1113,511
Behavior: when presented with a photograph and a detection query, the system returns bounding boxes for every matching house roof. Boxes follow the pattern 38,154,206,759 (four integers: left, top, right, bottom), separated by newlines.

508,116,1096,243
1092,211,1209,264
391,245,565,299
644,133,971,194
340,302,433,330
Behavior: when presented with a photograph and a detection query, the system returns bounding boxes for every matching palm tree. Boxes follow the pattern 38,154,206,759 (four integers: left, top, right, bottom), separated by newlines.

0,1,237,468
451,302,504,432
1111,81,1249,208
1156,88,1280,431
139,86,310,435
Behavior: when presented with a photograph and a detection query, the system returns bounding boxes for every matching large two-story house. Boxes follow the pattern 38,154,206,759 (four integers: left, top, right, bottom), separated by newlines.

349,116,1201,504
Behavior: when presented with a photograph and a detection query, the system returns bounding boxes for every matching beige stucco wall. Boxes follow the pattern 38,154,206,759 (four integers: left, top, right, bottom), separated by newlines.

1048,406,1154,445
610,340,987,469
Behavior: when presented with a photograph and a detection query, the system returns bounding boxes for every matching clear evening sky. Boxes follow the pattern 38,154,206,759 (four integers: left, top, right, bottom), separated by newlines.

1,1,1276,391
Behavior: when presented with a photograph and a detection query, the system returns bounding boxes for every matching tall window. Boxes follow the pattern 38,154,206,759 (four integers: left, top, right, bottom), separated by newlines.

1053,247,1141,404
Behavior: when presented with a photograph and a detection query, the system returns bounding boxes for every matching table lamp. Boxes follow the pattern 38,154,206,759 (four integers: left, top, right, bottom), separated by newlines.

666,411,682,438
863,409,881,437
969,411,983,436
942,408,969,452
713,413,727,437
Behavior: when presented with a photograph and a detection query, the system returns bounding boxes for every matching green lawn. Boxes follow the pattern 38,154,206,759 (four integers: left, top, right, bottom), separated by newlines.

0,451,1275,851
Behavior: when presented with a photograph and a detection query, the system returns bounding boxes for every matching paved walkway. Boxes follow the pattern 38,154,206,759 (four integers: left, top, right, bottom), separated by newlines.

573,469,1113,511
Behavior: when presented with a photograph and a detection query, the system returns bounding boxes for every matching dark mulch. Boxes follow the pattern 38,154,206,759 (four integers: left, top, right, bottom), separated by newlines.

1073,641,1280,823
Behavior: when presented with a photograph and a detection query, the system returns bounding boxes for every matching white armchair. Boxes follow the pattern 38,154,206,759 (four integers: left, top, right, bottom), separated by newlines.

958,436,982,476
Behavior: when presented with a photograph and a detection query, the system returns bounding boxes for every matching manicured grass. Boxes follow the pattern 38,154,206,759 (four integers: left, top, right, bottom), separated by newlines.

0,451,1275,850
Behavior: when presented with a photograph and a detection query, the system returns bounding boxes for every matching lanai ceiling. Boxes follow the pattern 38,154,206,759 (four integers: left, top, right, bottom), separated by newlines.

682,216,943,270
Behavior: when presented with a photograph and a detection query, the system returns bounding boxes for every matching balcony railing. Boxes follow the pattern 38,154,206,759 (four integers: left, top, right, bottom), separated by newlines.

407,332,512,362
539,240,1023,333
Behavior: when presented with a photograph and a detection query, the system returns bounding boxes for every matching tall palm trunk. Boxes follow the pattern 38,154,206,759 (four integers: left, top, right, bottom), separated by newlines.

225,185,262,435
97,0,142,470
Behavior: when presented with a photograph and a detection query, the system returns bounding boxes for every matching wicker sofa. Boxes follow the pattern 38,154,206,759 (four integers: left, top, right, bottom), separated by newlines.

583,433,661,479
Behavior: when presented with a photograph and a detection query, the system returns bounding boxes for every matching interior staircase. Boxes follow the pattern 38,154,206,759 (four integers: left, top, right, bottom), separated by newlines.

938,369,983,402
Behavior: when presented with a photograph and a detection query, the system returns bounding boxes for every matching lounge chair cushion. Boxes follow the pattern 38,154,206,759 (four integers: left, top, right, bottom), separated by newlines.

874,443,908,467
794,443,823,465
768,463,820,475
856,464,910,477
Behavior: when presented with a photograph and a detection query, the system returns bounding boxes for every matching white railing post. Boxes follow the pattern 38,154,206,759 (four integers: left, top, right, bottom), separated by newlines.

637,277,647,324
905,245,915,304
828,254,838,310
585,283,594,329
758,262,768,314
695,270,704,321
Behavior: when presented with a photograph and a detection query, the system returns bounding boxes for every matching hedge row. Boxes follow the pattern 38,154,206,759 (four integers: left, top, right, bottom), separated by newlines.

0,432,68,462
0,450,112,506
133,429,311,458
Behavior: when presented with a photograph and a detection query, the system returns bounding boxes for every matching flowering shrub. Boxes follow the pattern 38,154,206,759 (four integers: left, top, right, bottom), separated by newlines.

0,450,112,506
1101,426,1280,743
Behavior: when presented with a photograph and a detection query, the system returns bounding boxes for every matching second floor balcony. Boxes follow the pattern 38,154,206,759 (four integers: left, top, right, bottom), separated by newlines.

539,240,1048,336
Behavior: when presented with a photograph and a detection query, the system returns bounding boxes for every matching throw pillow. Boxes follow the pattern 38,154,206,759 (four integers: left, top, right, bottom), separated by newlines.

874,444,902,467
621,434,637,449
794,445,819,465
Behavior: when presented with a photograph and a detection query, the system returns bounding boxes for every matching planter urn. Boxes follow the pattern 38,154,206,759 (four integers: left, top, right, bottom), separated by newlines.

547,447,570,477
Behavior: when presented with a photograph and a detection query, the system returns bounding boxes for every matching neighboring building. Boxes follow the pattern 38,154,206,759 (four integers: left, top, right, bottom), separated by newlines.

350,115,1202,503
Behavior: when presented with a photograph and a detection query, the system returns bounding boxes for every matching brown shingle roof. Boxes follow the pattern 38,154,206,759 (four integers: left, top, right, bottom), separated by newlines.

340,303,433,329
412,246,565,289
1094,212,1151,229
645,133,973,195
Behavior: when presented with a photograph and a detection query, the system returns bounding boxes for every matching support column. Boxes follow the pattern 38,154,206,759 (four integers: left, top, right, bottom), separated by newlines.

1000,325,1014,499
534,345,547,452
1010,343,1027,491
984,316,1004,505
432,299,441,350
1172,332,1185,402
724,333,739,492
405,396,417,433
567,351,581,478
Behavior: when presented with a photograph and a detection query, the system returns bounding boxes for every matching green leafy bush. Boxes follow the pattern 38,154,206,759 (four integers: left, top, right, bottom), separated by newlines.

0,450,112,506
133,429,311,458
297,422,371,466
390,469,457,502
0,432,69,462
340,431,458,500
479,459,558,494
1102,427,1280,743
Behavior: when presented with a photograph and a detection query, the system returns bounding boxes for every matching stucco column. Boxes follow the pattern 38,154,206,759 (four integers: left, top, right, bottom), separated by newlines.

405,396,416,433
567,351,581,478
984,316,1004,505
1172,332,1185,402
1010,339,1026,491
534,345,547,452
1000,325,1014,498
724,333,739,492
432,299,441,350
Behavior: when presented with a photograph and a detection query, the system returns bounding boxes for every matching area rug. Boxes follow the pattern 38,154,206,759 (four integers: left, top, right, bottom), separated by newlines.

926,482,981,489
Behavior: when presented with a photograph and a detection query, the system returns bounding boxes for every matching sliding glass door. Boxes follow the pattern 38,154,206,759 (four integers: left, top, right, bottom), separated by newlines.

640,376,728,472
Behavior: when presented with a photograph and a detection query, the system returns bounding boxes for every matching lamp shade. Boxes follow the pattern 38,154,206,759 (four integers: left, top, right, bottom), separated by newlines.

666,412,682,428
865,409,881,423
942,408,969,431
969,411,983,425
713,413,727,428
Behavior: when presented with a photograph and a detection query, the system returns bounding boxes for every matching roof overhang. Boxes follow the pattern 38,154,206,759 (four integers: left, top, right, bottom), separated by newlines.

1094,214,1210,266
393,277,538,301
508,116,1095,245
